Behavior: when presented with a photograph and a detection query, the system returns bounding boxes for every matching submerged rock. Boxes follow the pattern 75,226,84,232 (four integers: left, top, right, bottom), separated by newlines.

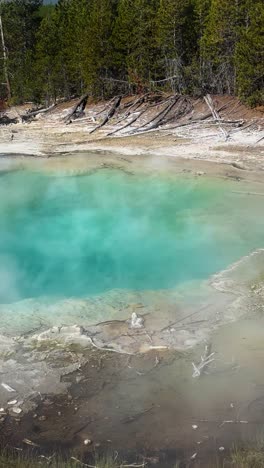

128,312,145,329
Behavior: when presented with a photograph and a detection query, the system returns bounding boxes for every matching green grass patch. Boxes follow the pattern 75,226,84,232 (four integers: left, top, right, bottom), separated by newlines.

0,451,124,468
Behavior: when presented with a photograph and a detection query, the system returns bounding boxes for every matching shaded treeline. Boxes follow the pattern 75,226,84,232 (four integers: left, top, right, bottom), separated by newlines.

0,0,263,106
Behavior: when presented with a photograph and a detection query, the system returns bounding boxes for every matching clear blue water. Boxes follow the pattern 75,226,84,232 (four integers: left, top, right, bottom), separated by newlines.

0,168,263,303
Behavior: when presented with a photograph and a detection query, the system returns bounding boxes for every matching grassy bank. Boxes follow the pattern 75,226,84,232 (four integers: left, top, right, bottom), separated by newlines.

2,447,264,468
0,452,121,468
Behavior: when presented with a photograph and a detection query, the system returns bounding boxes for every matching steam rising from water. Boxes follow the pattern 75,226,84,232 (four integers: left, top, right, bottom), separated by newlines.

0,168,263,305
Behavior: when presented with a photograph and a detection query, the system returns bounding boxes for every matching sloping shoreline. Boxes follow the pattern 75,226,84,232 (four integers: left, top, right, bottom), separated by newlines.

0,94,263,171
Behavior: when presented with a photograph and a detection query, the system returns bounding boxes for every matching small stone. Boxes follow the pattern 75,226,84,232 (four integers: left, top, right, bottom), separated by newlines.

219,447,225,452
11,407,22,414
196,171,205,176
128,312,144,329
192,425,198,430
146,457,159,465
58,411,61,416
33,414,38,419
76,375,83,384
38,415,47,421
8,399,18,406
190,453,197,460
83,439,92,446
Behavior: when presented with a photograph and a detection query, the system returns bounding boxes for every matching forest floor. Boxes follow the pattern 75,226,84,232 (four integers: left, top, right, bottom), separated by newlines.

0,94,264,467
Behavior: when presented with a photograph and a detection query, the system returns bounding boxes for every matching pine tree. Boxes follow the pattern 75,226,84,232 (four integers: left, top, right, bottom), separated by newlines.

34,9,63,103
55,0,90,97
193,0,211,90
199,0,256,95
112,0,136,83
0,0,263,106
81,0,118,97
126,0,159,88
235,1,264,106
0,0,43,102
157,0,197,92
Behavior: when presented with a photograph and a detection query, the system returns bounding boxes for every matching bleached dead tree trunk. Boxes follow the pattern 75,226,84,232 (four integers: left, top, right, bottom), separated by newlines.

0,15,11,100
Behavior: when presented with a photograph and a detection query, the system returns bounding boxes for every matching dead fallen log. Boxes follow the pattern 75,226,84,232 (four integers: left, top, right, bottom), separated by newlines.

107,108,149,136
90,95,122,134
113,101,193,136
204,94,220,120
118,94,150,121
159,97,192,127
204,94,229,139
128,95,180,135
122,97,138,110
107,95,152,135
21,103,57,122
0,114,18,125
120,94,149,112
162,102,234,132
109,94,148,130
64,93,89,123
95,95,117,117
106,93,169,135
131,97,179,132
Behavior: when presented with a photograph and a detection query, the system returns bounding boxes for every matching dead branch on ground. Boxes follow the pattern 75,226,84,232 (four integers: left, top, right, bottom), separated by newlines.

204,94,229,139
192,344,215,378
21,103,57,122
127,96,179,135
121,405,155,424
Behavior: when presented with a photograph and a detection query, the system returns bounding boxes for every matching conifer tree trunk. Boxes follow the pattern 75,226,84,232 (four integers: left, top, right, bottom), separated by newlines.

0,15,11,100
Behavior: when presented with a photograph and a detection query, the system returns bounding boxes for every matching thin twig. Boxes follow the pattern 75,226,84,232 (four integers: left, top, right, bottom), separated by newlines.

86,336,134,355
219,420,248,428
121,406,155,424
192,344,215,378
121,464,147,467
160,303,212,332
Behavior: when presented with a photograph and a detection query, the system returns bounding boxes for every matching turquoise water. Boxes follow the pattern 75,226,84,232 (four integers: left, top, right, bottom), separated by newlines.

0,168,263,304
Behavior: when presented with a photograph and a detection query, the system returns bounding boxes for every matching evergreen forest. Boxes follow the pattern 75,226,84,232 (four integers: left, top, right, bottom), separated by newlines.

0,0,263,106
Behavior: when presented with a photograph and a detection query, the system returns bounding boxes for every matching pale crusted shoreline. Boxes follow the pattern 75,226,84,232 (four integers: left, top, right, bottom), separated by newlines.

0,94,263,172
